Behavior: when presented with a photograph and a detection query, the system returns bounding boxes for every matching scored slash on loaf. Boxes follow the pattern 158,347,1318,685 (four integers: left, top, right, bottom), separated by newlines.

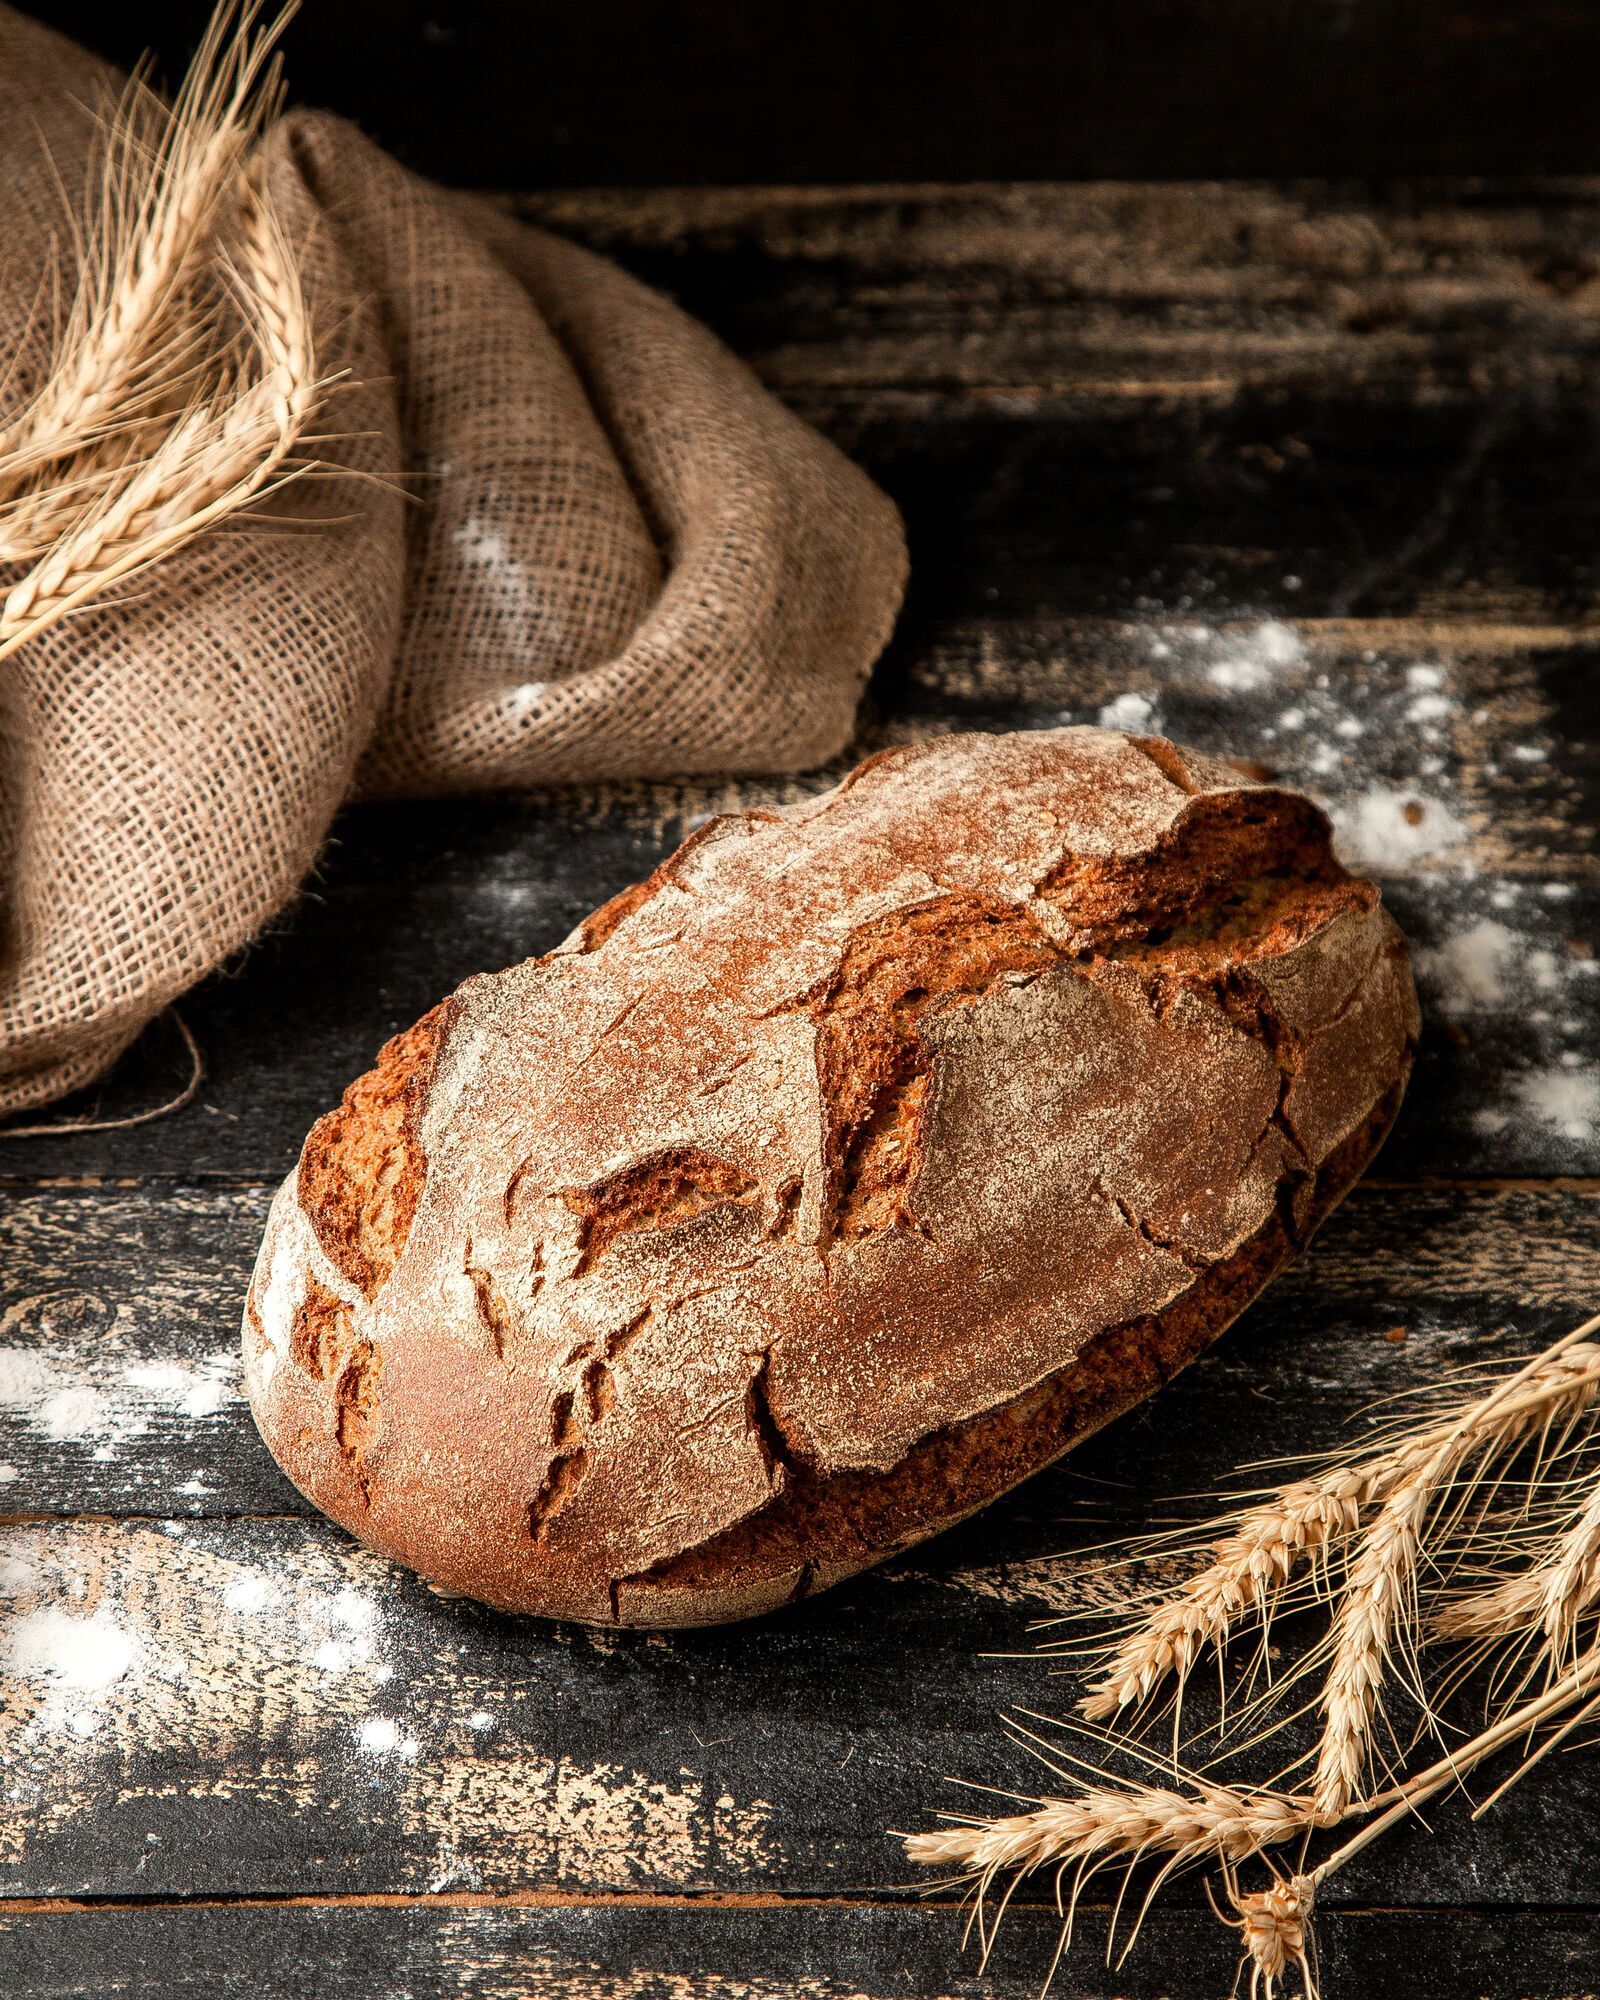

242,728,1419,1626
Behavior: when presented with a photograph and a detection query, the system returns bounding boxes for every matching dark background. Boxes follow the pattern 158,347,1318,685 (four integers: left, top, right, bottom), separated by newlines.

26,0,1600,185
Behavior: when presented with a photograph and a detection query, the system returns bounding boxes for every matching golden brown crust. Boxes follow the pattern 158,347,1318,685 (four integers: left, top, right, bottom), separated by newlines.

296,1004,448,1298
243,727,1421,1627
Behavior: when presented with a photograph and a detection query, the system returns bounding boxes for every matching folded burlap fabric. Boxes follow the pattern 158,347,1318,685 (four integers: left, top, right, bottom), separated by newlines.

0,5,906,1118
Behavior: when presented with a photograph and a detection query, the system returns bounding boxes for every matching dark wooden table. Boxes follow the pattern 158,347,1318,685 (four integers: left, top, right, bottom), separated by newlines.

3,181,1599,1998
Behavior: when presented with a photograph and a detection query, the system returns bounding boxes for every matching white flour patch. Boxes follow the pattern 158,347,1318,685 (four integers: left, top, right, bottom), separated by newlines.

452,498,559,682
1206,619,1305,691
1408,877,1598,1167
0,1555,38,1593
453,515,514,576
506,681,547,719
1097,689,1157,731
10,1609,136,1691
1329,787,1468,869
2,1530,403,1771
222,1571,273,1615
1511,1064,1600,1143
1109,625,1487,875
1417,917,1518,1010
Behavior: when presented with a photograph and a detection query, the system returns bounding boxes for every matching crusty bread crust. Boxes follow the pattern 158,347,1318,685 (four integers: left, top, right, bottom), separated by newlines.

243,728,1420,1626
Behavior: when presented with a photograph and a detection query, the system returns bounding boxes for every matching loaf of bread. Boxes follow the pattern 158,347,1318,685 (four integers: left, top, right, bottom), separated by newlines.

243,728,1419,1625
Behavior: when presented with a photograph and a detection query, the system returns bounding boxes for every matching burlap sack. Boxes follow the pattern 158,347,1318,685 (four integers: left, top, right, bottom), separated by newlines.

0,7,906,1118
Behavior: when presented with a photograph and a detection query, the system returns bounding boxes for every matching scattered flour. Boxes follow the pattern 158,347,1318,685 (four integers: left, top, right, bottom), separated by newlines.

1086,623,1589,1168
452,516,514,575
506,681,547,719
451,499,557,702
1329,787,1469,869
1111,625,1480,876
1409,879,1598,1162
221,1571,273,1615
1511,1063,1600,1143
10,1608,136,1691
1206,619,1305,691
0,1330,238,1453
1096,689,1157,731
1417,918,1518,1010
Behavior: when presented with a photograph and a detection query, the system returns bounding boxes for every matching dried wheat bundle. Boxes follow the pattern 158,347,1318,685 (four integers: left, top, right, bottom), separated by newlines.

903,1312,1600,1997
0,0,328,649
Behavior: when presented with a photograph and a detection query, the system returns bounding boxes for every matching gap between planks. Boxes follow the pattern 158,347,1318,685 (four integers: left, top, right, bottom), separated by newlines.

10,1890,1597,1918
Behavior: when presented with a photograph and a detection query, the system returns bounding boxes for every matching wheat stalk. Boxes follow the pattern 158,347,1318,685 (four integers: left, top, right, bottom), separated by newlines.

1435,1460,1600,1660
905,1774,1309,1892
0,0,293,560
0,99,327,662
1311,1332,1600,1820
1079,1338,1600,1730
905,1315,1600,1998
908,1637,1600,2000
1077,1462,1388,1722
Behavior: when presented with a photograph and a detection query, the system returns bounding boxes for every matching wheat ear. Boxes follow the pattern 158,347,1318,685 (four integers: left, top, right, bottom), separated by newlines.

1310,1333,1600,1821
1077,1462,1388,1722
0,0,292,542
1435,1461,1600,1660
904,1775,1309,1887
1081,1340,1600,1727
0,169,325,664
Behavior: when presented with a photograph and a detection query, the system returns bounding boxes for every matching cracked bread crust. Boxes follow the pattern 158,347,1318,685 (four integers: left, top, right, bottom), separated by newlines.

242,727,1420,1626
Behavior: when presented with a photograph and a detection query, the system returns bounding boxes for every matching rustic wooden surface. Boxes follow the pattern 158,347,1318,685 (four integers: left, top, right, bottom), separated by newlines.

4,182,1600,1997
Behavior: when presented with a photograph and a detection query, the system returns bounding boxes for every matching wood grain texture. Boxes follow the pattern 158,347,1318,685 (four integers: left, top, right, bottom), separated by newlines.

538,183,1600,629
0,640,1594,1181
8,1508,1600,1911
4,1182,1598,1518
5,1903,1600,2000
1,181,1595,1182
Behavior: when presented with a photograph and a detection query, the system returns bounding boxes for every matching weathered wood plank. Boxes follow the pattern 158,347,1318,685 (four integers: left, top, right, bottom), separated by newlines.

7,1506,1600,1909
1,187,1595,1179
3,1901,1599,2000
4,1186,1600,1904
514,182,1600,396
3,1182,1598,1519
503,183,1600,627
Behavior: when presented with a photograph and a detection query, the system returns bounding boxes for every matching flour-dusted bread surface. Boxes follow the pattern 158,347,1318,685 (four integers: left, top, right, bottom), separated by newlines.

243,729,1419,1625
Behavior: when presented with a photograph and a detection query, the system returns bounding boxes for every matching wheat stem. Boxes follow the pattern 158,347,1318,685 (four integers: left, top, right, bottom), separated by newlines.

903,1775,1310,1885
1434,1458,1600,1658
0,2,291,492
1077,1461,1391,1723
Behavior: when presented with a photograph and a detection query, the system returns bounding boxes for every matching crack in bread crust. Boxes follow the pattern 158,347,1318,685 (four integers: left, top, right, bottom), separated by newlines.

611,1076,1407,1624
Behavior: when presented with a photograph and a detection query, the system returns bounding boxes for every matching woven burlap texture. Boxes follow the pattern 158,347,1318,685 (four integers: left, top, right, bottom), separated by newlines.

0,7,906,1117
